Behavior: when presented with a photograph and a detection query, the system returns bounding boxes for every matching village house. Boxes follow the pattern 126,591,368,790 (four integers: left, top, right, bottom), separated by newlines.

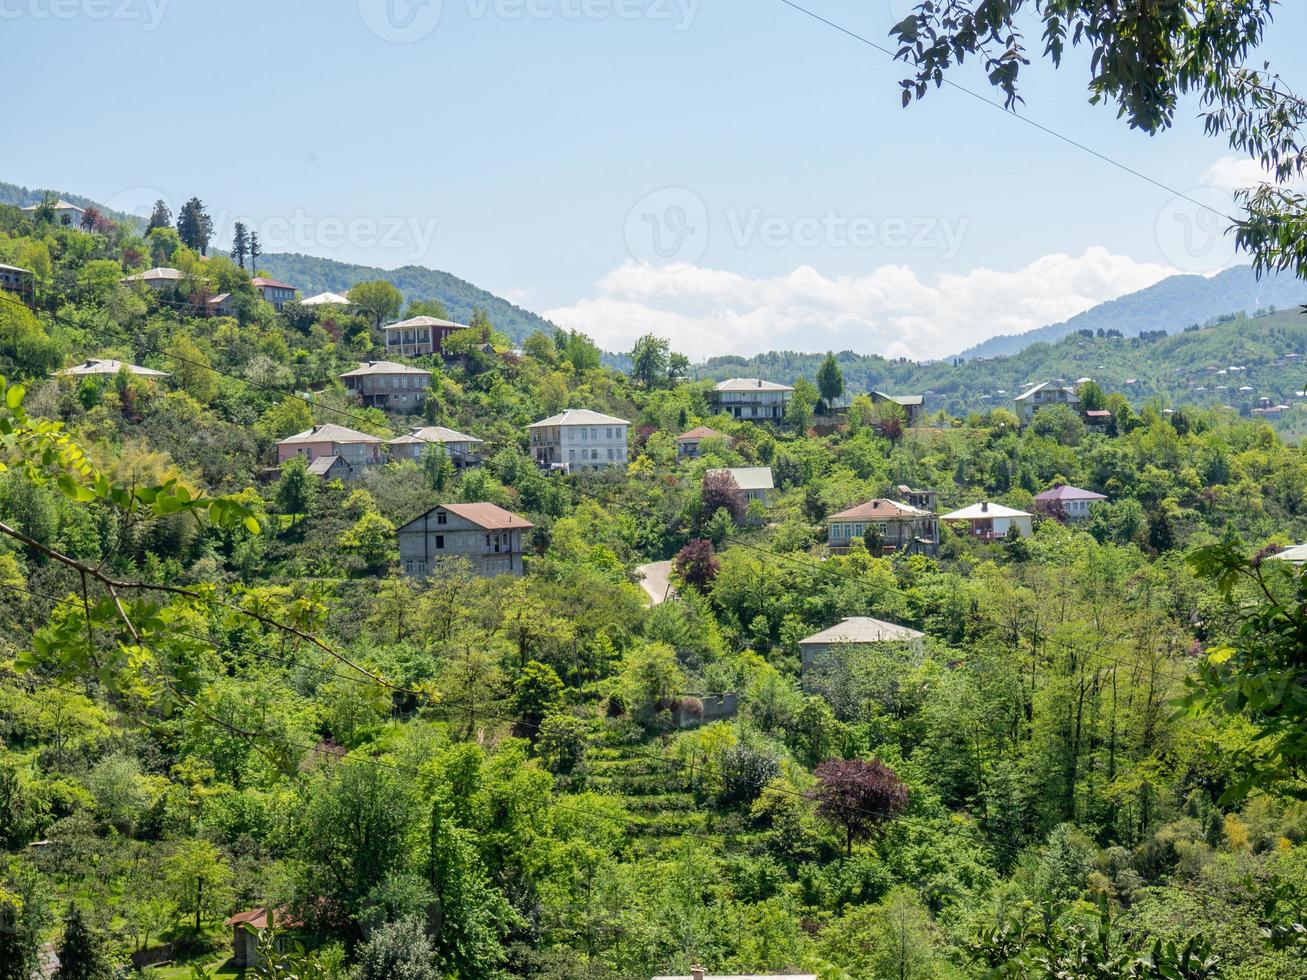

339,361,431,411
383,315,470,358
1014,381,1080,425
708,467,775,505
529,409,630,471
798,617,926,672
251,276,297,311
121,267,186,290
22,198,85,227
0,263,34,308
387,425,483,466
276,423,384,477
57,358,169,379
870,391,926,427
675,425,732,458
397,502,533,579
205,292,236,317
709,378,793,421
897,485,938,512
1271,543,1307,565
1085,409,1112,429
1033,484,1108,522
826,498,938,555
301,291,351,307
942,501,1034,541
654,970,814,980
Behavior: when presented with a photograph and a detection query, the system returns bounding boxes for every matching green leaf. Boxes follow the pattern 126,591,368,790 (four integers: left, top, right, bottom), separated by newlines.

243,515,262,535
5,384,25,410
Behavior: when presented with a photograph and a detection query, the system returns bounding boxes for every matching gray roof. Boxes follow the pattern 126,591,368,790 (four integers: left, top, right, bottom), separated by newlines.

1271,544,1307,565
301,291,351,306
306,455,344,476
340,360,431,378
122,267,184,282
384,315,469,331
278,423,382,446
0,263,32,274
1015,381,1077,402
872,391,924,407
388,426,482,446
799,617,924,646
707,467,774,492
22,199,84,212
714,378,794,393
58,358,169,378
530,409,630,428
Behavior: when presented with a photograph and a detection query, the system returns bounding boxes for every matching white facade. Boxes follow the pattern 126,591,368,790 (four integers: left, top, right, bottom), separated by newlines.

529,409,630,471
709,379,793,421
1014,382,1080,424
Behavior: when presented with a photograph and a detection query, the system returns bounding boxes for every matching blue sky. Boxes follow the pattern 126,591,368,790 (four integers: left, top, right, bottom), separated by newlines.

7,0,1305,358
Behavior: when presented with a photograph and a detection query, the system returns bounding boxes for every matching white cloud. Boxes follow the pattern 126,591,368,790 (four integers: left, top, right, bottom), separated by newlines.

1200,156,1274,193
543,248,1176,361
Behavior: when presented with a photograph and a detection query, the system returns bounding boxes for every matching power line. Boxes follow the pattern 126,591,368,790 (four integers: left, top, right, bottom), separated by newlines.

775,0,1235,222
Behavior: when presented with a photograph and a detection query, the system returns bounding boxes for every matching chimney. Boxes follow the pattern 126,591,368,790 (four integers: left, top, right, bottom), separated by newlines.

981,502,989,512
691,967,705,980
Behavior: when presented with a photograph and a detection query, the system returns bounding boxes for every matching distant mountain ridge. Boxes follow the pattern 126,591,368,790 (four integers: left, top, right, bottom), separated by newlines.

957,265,1306,360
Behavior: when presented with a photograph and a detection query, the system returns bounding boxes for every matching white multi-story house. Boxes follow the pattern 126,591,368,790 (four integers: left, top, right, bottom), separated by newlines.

709,378,793,421
22,199,85,227
528,409,630,471
1014,381,1080,425
941,501,1034,541
397,502,533,579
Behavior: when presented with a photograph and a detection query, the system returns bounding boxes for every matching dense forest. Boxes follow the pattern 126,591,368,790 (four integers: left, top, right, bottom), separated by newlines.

1,199,1306,980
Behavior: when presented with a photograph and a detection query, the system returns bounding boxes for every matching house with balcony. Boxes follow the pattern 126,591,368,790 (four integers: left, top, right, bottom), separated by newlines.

942,501,1033,541
1033,484,1107,522
276,423,384,478
1014,381,1079,425
826,498,938,555
387,426,483,466
251,277,297,311
529,409,630,471
709,378,793,421
121,267,186,290
0,263,34,308
870,391,926,427
340,361,431,411
675,426,732,458
397,502,533,579
383,315,470,358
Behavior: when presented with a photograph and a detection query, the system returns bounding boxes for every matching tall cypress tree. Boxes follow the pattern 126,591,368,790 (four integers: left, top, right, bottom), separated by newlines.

248,230,262,273
231,222,249,270
53,906,112,980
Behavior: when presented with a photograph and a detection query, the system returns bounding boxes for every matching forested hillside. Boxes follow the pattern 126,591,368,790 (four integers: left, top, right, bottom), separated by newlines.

698,308,1307,435
1,198,1307,980
957,265,1307,360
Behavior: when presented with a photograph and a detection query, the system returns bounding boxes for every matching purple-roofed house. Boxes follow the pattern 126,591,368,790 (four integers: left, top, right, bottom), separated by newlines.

1033,484,1108,522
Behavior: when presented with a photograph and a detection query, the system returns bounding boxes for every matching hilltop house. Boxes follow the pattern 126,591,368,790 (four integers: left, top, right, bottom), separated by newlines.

121,267,185,290
1033,484,1107,522
942,501,1034,541
529,409,630,471
383,315,470,358
340,361,431,411
251,277,297,311
387,426,483,466
205,292,237,317
709,379,793,421
58,358,169,379
798,617,926,671
397,502,533,579
707,467,774,505
1014,381,1079,425
22,199,85,227
0,263,34,308
676,426,732,458
301,291,351,307
276,423,383,477
897,486,938,513
826,498,938,555
870,391,925,427
1271,544,1307,565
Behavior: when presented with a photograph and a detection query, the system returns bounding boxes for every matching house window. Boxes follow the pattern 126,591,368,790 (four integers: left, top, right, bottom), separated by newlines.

416,561,426,575
404,561,414,574
437,511,447,525
435,535,444,549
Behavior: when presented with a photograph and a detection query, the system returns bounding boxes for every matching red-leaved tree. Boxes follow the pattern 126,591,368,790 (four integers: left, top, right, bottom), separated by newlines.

673,538,720,592
814,758,909,855
701,470,744,524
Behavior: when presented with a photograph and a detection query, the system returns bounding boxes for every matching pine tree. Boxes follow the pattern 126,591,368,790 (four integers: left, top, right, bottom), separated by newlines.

176,197,214,255
146,199,172,232
248,230,262,273
53,906,111,980
231,221,249,270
